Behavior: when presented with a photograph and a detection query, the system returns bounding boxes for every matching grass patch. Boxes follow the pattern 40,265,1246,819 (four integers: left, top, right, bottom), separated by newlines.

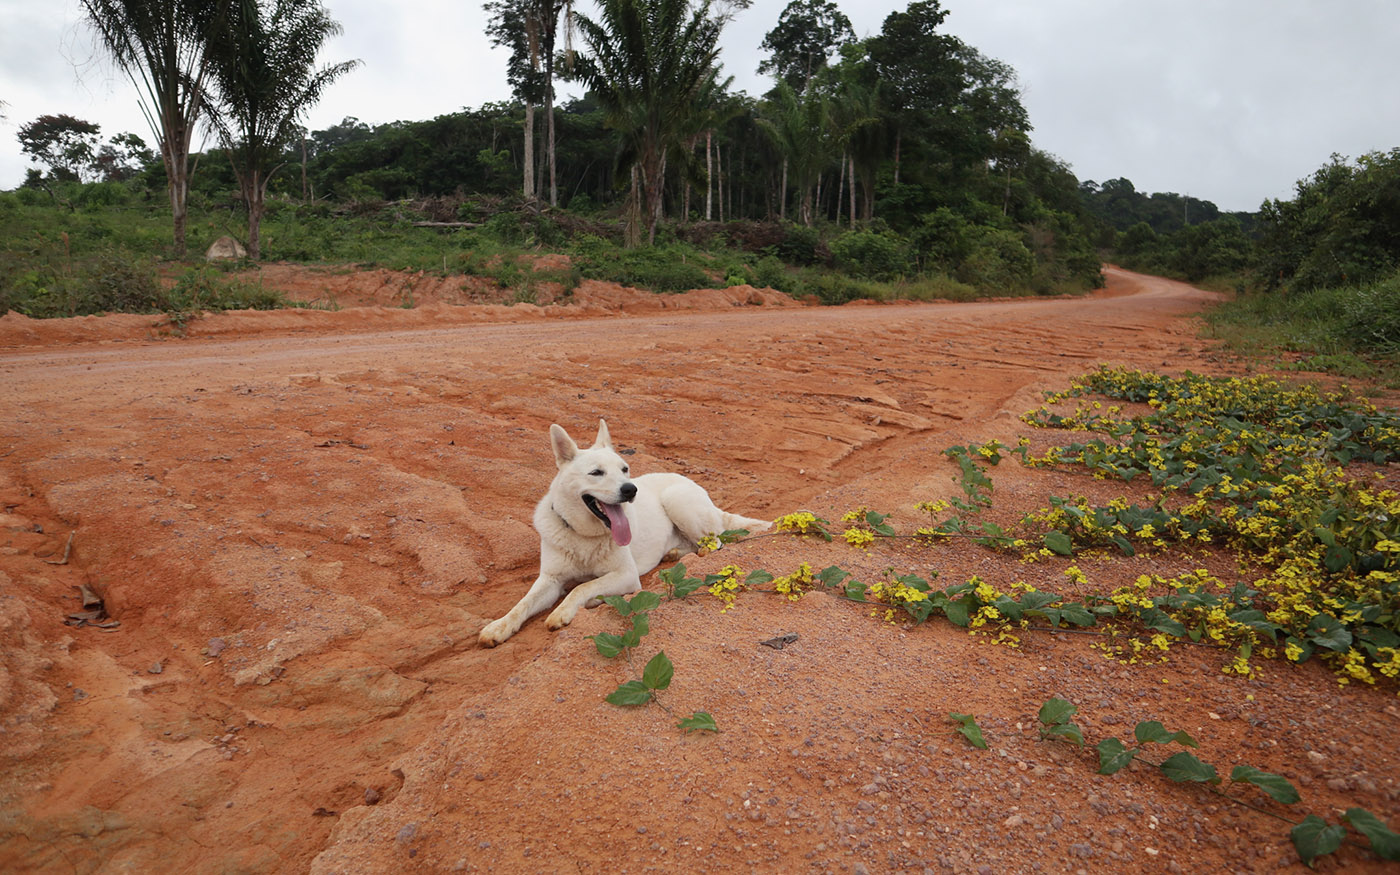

1206,272,1400,385
2,192,1104,316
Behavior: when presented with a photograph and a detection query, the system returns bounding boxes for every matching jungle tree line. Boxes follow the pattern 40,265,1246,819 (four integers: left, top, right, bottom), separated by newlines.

75,0,358,257
273,0,1102,287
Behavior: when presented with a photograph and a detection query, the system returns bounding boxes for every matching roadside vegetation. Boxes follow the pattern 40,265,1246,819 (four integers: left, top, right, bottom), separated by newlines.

1082,150,1400,384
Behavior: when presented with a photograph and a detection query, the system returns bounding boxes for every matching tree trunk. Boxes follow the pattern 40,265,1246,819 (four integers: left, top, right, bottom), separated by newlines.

683,142,693,221
893,127,902,186
546,84,558,206
717,146,724,223
625,165,642,247
849,154,857,224
779,159,787,221
705,131,713,221
523,101,536,201
160,119,191,257
836,152,845,227
245,169,265,260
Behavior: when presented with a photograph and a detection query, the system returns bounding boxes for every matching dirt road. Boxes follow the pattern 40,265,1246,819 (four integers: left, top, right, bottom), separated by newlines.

1,268,1394,873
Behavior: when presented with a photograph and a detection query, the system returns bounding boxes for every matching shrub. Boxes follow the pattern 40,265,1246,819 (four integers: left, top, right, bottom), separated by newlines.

799,271,884,305
750,255,791,293
774,223,821,265
1341,272,1400,355
956,228,1034,292
829,229,910,281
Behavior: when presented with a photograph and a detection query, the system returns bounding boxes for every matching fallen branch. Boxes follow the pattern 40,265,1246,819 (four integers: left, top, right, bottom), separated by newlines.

44,530,75,565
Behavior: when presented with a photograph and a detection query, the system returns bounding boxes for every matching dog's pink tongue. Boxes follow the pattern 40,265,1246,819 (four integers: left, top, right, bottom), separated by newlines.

602,502,632,546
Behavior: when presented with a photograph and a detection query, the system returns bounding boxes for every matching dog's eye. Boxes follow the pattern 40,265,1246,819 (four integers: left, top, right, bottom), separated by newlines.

589,469,604,477
621,466,630,475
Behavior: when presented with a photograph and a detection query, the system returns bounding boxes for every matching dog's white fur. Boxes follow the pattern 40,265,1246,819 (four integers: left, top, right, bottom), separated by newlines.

479,420,770,647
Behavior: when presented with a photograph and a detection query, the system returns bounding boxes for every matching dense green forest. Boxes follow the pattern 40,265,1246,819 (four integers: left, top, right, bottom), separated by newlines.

2,0,1398,373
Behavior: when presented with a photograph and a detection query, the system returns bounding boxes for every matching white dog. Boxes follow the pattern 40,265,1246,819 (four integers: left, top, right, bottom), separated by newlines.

479,420,770,647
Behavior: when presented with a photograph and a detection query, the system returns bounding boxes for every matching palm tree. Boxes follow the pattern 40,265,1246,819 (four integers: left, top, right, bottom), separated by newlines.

570,0,724,245
756,81,831,227
823,50,883,223
79,0,225,256
203,0,359,259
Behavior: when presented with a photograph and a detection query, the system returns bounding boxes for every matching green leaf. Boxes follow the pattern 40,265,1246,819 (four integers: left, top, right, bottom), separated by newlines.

601,595,633,615
1134,720,1199,749
671,577,705,599
1306,614,1353,651
628,591,661,614
677,711,719,734
621,612,650,648
816,565,850,588
642,651,674,691
718,528,748,543
1057,603,1096,627
1096,737,1137,775
993,595,1024,622
1158,752,1220,784
948,713,988,750
1230,765,1300,805
942,597,970,627
588,633,626,658
1038,697,1077,727
1017,591,1059,611
1137,607,1187,637
1291,815,1345,867
843,579,868,601
605,680,652,706
1323,544,1353,574
1043,530,1073,556
1043,723,1084,747
1343,808,1400,861
661,563,704,599
746,570,774,586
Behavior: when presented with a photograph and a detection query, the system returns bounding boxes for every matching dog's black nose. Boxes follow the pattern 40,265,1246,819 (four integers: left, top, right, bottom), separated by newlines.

620,482,638,503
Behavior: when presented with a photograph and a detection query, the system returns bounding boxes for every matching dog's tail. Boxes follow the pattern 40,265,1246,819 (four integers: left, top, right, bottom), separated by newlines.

721,512,772,535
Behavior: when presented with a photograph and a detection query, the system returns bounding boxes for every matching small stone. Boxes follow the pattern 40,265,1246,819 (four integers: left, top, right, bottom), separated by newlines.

207,638,226,657
148,662,163,674
396,824,417,843
364,788,381,805
1003,814,1024,828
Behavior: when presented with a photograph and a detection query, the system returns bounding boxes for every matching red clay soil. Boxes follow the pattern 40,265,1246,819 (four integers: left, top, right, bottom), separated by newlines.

0,267,1396,874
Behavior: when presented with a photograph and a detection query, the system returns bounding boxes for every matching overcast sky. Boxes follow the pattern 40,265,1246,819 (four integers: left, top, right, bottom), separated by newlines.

1,0,1396,212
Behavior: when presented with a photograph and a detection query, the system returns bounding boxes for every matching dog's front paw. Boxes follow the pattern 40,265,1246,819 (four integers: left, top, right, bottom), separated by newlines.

544,606,574,631
479,618,512,648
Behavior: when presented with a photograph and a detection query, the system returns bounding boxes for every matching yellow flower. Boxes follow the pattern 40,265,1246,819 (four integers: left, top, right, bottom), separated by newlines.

844,528,875,549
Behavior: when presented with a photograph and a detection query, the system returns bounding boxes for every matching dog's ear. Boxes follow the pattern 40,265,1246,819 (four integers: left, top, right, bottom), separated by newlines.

593,418,612,449
550,424,578,467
